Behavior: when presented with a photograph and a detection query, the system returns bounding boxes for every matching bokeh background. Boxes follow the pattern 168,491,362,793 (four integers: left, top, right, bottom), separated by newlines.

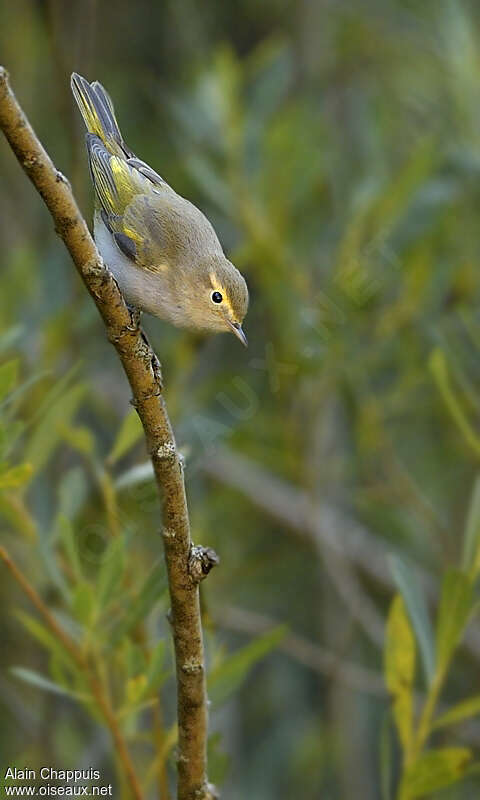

2,1,480,798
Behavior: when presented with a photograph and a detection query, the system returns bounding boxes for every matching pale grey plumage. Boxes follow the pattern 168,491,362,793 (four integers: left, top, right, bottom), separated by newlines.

71,72,249,344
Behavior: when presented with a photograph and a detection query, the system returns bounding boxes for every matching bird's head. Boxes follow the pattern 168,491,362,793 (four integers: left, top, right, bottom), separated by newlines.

183,255,249,345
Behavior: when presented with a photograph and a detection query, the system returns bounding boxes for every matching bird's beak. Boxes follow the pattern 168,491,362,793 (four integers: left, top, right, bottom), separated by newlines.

227,320,248,347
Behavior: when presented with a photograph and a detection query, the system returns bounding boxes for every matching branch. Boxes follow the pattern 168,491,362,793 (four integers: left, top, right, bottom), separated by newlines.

201,445,480,660
0,67,214,800
201,445,414,588
216,605,386,697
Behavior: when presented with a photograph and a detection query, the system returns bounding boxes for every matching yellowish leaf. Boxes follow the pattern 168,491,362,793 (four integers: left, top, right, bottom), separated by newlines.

384,594,415,753
400,748,471,798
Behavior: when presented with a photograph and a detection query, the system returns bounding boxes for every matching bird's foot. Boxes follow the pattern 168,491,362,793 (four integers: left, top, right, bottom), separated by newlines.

188,544,220,584
126,303,142,329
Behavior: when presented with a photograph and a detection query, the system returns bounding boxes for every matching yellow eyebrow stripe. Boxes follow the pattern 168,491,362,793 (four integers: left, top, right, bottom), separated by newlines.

209,271,236,320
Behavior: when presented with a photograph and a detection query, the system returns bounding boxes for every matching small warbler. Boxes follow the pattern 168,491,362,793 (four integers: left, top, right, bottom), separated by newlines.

71,73,248,346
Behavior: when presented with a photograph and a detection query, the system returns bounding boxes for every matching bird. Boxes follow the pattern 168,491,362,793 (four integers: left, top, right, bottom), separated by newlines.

70,73,248,346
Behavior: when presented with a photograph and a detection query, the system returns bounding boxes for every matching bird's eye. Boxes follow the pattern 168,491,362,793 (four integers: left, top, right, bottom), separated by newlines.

211,291,223,304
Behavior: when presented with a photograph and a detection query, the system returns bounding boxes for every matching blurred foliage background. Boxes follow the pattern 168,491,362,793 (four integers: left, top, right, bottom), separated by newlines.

3,0,480,798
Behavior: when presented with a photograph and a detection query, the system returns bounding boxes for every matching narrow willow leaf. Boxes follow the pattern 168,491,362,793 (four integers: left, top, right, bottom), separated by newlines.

184,154,234,213
49,653,74,696
111,564,167,644
462,475,480,574
0,493,36,538
0,326,23,354
143,640,168,696
429,348,480,458
72,582,95,628
11,667,85,700
57,513,82,581
60,424,95,456
25,383,86,473
129,641,170,706
30,363,81,425
390,555,435,686
1,371,48,411
433,694,480,731
57,467,88,521
0,359,18,403
116,461,154,490
125,640,147,679
207,731,230,792
107,408,143,466
0,462,33,489
126,674,149,706
208,625,287,707
0,420,24,461
96,536,125,612
15,611,75,669
400,748,471,798
436,569,473,672
37,532,70,603
118,698,157,721
384,595,415,752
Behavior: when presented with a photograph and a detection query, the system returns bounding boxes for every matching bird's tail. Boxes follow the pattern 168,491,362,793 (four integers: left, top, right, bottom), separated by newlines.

71,72,129,157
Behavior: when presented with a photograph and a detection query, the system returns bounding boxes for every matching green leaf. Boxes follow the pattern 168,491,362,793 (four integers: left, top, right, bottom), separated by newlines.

144,640,168,695
207,731,230,789
384,595,415,752
60,424,95,456
111,564,167,644
0,326,23,354
25,383,86,474
208,625,287,707
11,667,85,700
107,409,143,466
72,582,95,627
0,462,33,489
399,748,472,798
57,467,88,521
429,348,480,458
57,514,82,581
436,569,473,673
125,640,147,678
184,154,234,214
390,555,435,686
16,611,76,668
124,640,169,705
462,475,480,575
125,674,149,707
433,694,480,731
49,652,74,695
0,359,18,403
30,363,81,425
37,532,70,603
116,461,154,490
2,371,48,411
0,421,24,461
96,536,125,613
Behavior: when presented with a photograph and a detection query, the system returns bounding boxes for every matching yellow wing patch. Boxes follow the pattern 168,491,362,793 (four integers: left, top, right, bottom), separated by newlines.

88,137,148,220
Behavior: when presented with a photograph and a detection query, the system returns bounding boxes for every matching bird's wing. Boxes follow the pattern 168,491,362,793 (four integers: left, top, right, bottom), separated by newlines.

72,73,130,158
87,134,170,271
